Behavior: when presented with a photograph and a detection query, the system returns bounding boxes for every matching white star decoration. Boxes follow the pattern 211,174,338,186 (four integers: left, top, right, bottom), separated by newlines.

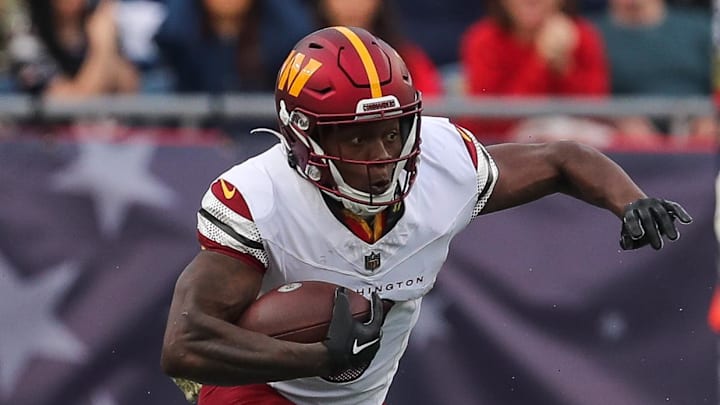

597,310,628,341
0,253,86,399
410,293,451,349
50,141,177,237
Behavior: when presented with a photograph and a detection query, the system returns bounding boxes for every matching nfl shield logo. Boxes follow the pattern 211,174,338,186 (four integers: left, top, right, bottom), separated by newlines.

364,251,381,271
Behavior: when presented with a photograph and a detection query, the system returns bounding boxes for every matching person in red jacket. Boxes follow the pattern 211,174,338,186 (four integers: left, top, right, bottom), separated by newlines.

459,0,609,140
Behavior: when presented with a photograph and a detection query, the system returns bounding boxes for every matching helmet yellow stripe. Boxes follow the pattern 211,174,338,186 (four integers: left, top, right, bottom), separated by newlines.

277,50,297,91
333,26,382,98
289,58,322,97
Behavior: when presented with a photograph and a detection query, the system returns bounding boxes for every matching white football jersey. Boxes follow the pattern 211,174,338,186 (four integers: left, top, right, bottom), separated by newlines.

196,116,498,404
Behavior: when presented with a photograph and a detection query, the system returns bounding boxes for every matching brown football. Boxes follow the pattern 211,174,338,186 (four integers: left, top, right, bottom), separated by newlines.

236,281,392,344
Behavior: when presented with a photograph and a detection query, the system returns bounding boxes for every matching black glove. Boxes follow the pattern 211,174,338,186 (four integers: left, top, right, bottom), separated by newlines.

620,198,693,250
323,287,385,376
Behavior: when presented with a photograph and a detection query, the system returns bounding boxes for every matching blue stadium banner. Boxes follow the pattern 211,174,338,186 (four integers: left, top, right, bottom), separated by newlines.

0,138,716,405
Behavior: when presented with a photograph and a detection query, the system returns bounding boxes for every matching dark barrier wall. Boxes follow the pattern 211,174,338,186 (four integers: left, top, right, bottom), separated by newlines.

0,138,716,405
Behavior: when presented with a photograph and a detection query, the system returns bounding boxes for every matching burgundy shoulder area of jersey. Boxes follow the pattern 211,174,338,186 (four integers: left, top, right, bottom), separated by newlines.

197,233,266,274
210,178,254,220
453,124,479,169
199,178,265,273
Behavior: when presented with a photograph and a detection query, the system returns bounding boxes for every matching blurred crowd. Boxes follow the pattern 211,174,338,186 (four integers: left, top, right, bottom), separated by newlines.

0,0,715,144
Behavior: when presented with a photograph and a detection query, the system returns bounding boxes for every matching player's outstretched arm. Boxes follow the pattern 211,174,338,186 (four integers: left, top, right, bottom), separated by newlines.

160,250,332,386
482,141,692,249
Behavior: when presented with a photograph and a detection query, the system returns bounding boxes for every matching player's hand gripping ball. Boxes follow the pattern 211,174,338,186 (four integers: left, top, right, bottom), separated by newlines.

236,281,391,382
236,281,391,344
322,287,386,379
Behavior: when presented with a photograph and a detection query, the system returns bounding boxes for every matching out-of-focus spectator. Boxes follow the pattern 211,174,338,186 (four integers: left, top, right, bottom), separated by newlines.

314,0,443,96
114,0,169,93
0,0,27,93
0,1,9,73
0,0,11,92
310,0,443,97
153,0,311,94
115,0,166,68
669,0,710,9
592,0,715,140
394,0,484,67
461,0,608,96
459,0,609,142
9,0,139,97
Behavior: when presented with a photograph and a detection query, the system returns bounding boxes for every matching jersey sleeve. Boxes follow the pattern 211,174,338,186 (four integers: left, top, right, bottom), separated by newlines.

454,125,499,219
196,178,268,272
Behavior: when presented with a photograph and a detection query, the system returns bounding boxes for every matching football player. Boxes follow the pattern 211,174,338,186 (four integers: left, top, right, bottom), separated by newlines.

160,26,692,405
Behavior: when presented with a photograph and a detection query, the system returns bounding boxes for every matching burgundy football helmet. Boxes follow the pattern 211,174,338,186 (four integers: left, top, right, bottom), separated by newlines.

273,26,422,215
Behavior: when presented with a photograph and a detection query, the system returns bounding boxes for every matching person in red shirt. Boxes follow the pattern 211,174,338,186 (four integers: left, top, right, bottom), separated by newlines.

459,0,608,140
310,0,442,97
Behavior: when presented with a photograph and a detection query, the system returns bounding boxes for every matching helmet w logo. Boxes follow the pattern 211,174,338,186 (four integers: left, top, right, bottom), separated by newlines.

277,51,323,97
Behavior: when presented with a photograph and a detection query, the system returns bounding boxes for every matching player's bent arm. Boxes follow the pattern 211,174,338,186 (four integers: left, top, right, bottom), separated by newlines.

482,141,692,250
482,141,645,216
160,250,332,385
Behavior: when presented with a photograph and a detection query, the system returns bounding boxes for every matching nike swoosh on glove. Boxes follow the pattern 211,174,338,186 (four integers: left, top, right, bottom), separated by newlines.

323,288,385,376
